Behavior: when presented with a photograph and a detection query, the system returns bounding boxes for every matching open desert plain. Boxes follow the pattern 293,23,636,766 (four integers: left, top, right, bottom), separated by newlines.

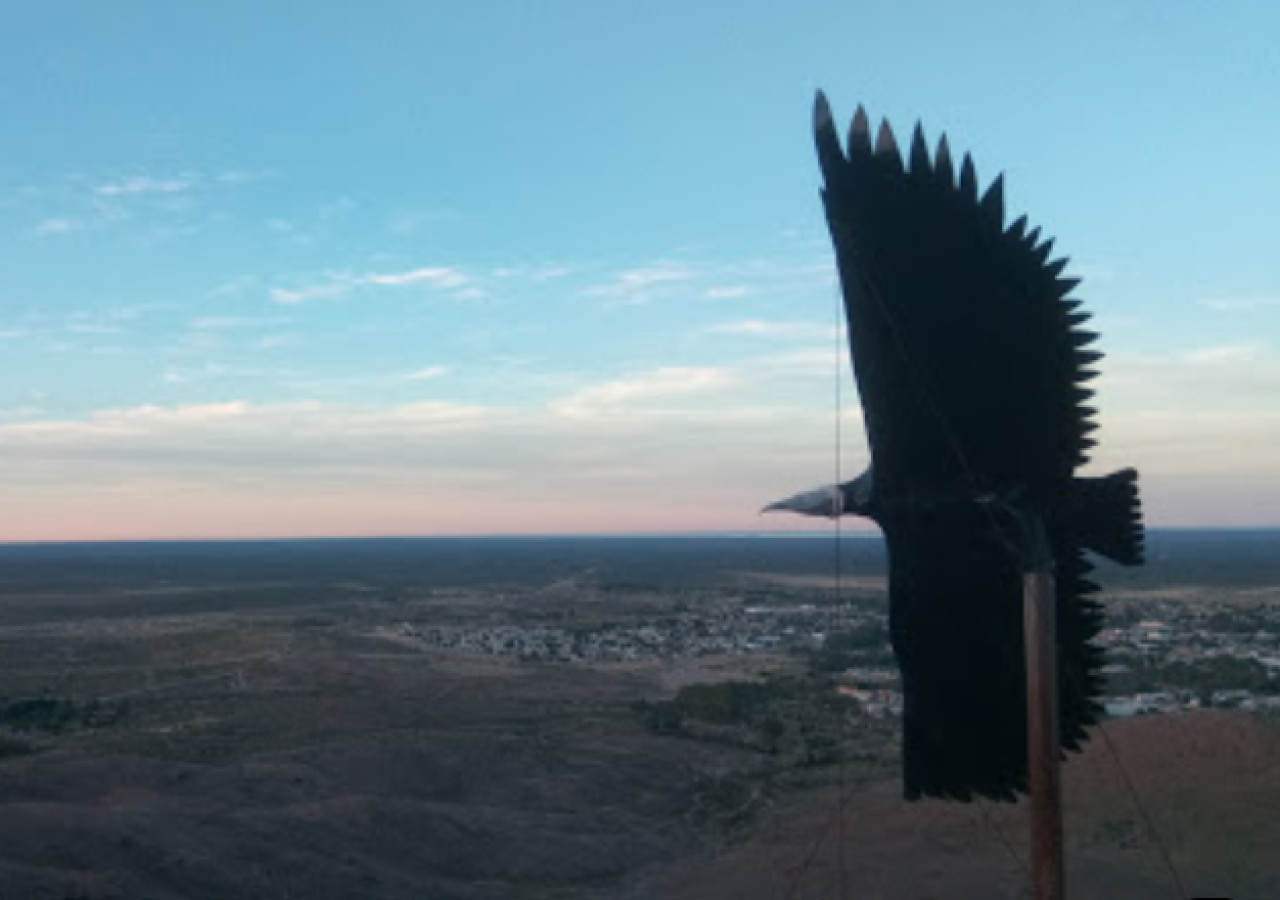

0,533,1277,899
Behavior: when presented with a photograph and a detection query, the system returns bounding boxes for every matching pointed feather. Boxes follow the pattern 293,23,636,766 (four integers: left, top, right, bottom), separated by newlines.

959,154,978,201
1066,311,1091,327
1075,349,1104,366
934,135,954,185
848,104,872,157
813,91,847,183
874,119,902,168
980,174,1005,226
1032,238,1054,265
1056,277,1082,297
909,122,931,175
1007,215,1027,242
1045,257,1069,278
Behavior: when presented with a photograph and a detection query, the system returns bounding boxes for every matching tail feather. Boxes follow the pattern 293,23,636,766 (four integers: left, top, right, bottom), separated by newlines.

1069,468,1144,565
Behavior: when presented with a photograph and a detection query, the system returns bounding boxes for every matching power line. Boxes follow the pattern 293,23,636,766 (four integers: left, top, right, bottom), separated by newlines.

1094,717,1189,899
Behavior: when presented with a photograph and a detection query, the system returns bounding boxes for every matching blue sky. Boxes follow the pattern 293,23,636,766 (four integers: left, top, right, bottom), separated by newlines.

1,2,1277,540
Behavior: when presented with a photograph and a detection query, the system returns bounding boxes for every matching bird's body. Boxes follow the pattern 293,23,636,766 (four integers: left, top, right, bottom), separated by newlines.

767,95,1143,801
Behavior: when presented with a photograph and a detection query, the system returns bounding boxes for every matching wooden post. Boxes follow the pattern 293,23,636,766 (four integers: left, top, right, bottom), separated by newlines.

1024,568,1065,900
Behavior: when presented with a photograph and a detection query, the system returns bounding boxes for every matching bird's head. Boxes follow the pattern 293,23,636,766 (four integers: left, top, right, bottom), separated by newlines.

761,468,875,519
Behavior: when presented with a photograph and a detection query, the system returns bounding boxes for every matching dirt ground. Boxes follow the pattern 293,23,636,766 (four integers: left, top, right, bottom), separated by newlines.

1,542,1276,899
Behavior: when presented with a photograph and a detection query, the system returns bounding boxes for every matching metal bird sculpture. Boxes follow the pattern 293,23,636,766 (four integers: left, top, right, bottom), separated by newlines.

766,93,1144,802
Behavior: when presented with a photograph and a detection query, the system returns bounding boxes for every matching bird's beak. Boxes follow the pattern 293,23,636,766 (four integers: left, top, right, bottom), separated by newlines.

760,485,844,518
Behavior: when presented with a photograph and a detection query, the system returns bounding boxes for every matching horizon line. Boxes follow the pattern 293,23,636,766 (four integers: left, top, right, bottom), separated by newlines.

2,525,1278,548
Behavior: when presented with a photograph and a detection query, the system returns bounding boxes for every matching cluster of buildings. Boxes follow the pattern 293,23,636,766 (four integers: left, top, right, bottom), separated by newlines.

390,620,755,661
384,599,890,660
381,585,1279,721
1103,688,1280,717
1098,615,1279,666
387,599,863,662
1096,594,1280,716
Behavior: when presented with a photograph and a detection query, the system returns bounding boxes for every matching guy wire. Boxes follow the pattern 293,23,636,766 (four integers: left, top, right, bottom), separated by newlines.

778,276,851,900
834,272,848,900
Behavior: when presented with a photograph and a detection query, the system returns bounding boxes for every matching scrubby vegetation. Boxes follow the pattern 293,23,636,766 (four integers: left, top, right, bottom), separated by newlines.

0,696,130,734
636,675,858,767
809,621,893,671
1106,656,1278,701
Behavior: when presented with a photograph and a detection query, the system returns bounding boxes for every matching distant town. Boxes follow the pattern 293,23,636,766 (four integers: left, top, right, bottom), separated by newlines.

380,581,1280,721
1096,590,1280,715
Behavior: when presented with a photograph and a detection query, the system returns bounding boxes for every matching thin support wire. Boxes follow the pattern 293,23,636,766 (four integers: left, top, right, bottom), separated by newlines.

1094,715,1189,899
978,799,1031,880
834,275,848,900
848,254,1027,566
781,789,859,900
779,278,852,900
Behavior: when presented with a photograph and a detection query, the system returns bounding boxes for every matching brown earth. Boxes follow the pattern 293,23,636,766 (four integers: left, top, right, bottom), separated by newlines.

0,575,1276,899
620,710,1280,900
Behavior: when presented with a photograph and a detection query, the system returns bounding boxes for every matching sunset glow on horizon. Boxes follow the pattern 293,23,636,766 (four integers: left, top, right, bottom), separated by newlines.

2,3,1277,542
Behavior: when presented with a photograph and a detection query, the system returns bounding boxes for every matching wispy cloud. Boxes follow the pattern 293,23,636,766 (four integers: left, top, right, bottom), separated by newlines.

272,265,470,304
578,257,834,308
750,347,845,379
255,334,299,350
267,218,298,236
582,261,695,305
270,277,357,305
491,264,573,281
5,346,1277,539
0,391,829,538
365,266,468,288
32,216,85,237
63,307,158,335
1096,344,1278,414
405,365,450,380
162,363,233,384
25,168,260,240
0,400,495,455
711,319,836,340
1198,296,1280,313
95,175,192,197
214,169,268,185
68,322,123,335
704,285,751,300
1182,342,1265,366
0,405,46,421
552,366,737,418
190,316,281,331
208,276,260,298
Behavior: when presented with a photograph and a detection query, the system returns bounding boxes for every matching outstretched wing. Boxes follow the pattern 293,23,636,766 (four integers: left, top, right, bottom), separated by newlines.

813,93,1101,503
882,509,1027,800
882,505,1107,800
811,94,1131,801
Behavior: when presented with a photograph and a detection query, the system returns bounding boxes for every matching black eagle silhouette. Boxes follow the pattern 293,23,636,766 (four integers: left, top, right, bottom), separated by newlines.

766,93,1144,801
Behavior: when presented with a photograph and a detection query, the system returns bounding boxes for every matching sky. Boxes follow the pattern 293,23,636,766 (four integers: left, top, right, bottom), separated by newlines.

0,2,1277,541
